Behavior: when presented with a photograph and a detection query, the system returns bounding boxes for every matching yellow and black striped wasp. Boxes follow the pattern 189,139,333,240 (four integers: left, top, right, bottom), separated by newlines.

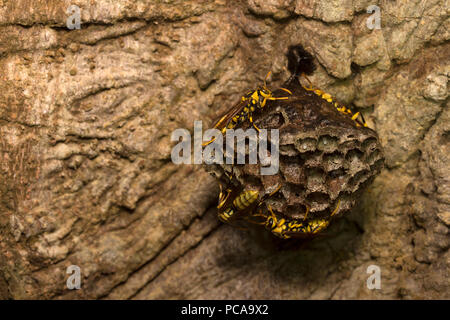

262,200,341,239
286,44,367,128
203,72,292,147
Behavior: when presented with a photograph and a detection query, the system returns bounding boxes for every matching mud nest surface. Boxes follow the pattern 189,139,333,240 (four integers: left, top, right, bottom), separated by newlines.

205,76,385,236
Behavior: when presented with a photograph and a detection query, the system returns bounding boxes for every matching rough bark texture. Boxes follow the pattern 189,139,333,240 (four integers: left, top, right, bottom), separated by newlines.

0,0,448,299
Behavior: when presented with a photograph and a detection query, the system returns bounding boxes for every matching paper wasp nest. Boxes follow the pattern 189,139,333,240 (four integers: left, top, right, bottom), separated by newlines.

205,46,384,236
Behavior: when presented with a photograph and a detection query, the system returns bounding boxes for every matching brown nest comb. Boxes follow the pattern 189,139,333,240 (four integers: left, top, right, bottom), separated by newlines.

204,45,384,239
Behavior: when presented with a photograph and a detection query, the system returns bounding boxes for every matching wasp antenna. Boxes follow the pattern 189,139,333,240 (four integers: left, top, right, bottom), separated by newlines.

331,200,341,217
269,183,282,197
302,206,310,221
264,71,271,89
202,138,216,147
301,73,314,91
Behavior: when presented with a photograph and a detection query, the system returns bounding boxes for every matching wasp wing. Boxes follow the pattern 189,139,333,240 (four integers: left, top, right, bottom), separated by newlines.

211,99,247,132
202,98,248,147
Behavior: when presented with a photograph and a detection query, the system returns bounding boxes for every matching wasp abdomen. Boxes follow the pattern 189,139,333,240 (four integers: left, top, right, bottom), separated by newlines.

233,190,259,210
218,190,259,223
219,208,234,222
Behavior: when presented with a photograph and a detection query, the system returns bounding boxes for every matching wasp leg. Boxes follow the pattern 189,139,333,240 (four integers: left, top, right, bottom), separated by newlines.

244,207,267,225
248,114,260,132
267,183,282,198
280,87,293,95
301,73,315,91
222,165,234,183
202,138,216,147
218,184,224,203
353,112,368,127
217,188,232,209
263,71,272,89
227,223,249,231
261,96,268,108
258,183,282,204
214,114,229,129
351,112,360,121
202,113,231,146
247,184,282,224
330,200,340,217
250,212,267,219
267,203,276,218
260,95,289,109
203,128,225,147
302,205,310,221
266,204,291,239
